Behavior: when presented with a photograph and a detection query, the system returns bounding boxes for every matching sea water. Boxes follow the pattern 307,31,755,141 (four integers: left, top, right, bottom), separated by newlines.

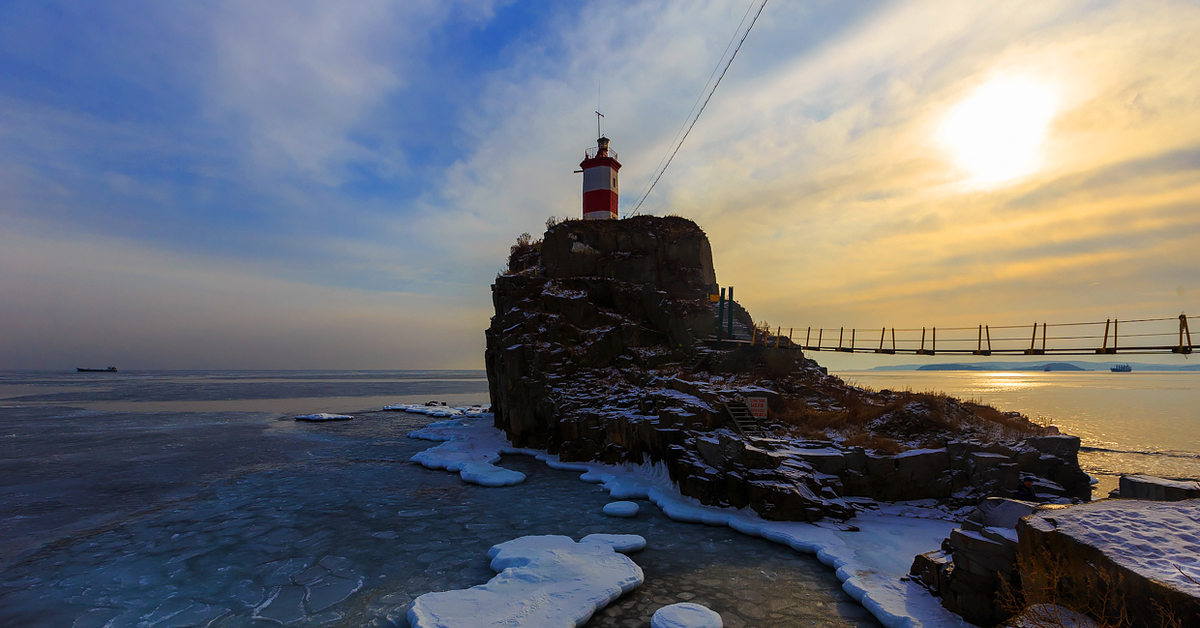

0,371,876,628
836,370,1200,496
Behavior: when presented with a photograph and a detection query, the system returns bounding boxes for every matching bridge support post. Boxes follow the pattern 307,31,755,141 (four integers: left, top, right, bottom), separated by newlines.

1176,314,1192,354
974,325,991,355
716,288,725,344
727,287,734,339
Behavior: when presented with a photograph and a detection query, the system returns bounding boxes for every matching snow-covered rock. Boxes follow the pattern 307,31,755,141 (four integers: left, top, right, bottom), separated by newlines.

1019,499,1200,625
1118,473,1200,501
407,534,645,628
1007,604,1098,628
651,602,722,628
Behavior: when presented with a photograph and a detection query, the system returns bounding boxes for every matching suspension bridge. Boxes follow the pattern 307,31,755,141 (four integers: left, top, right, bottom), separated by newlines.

710,293,1193,356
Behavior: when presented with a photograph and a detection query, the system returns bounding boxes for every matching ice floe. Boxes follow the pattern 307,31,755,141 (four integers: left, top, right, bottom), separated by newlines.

409,415,964,628
603,501,640,518
384,402,490,418
407,534,645,628
651,602,723,628
295,413,353,421
409,416,526,486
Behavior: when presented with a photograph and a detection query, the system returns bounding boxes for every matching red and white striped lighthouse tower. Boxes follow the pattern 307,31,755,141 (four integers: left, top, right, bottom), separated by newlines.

579,135,621,220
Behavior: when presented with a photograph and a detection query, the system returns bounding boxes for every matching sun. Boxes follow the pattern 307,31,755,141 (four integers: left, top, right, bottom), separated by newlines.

939,77,1058,186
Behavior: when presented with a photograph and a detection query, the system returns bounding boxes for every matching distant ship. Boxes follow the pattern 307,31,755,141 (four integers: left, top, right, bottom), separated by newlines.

1110,364,1132,373
77,366,118,373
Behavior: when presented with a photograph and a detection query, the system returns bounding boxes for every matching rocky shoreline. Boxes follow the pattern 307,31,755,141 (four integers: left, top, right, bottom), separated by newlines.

481,215,1199,627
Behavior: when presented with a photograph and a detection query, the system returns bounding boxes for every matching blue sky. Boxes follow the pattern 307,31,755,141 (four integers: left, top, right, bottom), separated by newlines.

2,0,1198,369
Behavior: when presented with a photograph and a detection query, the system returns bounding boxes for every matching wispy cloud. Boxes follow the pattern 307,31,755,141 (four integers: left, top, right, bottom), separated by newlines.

1,0,1197,368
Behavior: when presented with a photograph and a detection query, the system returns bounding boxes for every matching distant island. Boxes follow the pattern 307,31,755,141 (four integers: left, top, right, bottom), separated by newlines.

868,361,1200,372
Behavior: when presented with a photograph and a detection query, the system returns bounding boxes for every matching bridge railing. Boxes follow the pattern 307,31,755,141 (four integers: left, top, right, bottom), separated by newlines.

747,315,1193,356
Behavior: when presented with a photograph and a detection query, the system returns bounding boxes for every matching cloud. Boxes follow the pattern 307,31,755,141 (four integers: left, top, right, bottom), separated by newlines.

2,0,1199,368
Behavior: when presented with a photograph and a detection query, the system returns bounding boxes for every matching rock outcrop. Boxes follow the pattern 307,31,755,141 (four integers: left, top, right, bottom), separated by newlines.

912,498,1036,626
486,217,851,521
484,216,1089,523
1018,500,1200,628
1116,474,1200,501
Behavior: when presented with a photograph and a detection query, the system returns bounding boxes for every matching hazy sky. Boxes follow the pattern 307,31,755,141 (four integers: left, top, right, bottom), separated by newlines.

2,0,1198,370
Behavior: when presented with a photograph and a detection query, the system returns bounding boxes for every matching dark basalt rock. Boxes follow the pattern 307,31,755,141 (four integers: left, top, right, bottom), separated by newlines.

484,216,1090,525
485,217,851,521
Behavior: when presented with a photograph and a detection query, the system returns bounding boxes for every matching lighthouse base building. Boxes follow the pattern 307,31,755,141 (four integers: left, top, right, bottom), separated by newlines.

580,136,621,220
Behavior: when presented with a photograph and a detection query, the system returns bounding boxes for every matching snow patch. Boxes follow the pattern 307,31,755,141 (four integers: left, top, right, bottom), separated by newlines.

407,534,645,628
1028,499,1200,594
651,603,723,628
409,417,526,487
1009,604,1099,628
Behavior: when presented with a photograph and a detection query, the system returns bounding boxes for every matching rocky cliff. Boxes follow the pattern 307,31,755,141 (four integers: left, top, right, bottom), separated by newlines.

485,216,1090,523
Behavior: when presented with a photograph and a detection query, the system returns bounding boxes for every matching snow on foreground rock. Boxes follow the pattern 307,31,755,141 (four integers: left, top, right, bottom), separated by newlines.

651,602,723,628
409,416,963,628
1024,499,1200,594
407,534,646,628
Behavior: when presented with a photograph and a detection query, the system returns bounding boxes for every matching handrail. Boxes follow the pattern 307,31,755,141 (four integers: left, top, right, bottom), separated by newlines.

733,315,1194,356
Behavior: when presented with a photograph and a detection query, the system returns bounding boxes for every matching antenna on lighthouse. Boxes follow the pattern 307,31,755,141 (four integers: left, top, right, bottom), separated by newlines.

595,110,604,139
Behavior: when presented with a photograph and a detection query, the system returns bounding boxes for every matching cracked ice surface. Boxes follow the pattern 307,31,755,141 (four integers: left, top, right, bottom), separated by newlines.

413,416,962,628
409,534,646,628
0,372,884,628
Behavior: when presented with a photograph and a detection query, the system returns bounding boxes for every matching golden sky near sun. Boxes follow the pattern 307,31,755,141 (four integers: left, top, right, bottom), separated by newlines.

664,0,1200,337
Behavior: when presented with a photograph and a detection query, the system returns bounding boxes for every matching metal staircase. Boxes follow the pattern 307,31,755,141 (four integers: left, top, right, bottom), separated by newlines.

723,401,765,437
683,350,711,372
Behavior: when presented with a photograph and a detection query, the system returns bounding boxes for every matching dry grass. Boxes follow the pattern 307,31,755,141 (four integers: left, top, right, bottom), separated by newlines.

841,431,903,454
505,232,541,274
774,385,1045,450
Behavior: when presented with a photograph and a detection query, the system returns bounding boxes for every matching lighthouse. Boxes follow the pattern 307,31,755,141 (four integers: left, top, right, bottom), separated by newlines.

579,135,621,220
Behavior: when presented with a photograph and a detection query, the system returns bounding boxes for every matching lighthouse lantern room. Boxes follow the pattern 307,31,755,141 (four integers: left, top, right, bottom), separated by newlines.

579,135,621,220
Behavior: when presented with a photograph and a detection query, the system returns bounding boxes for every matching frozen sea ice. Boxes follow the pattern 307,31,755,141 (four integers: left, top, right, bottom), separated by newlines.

602,501,640,518
652,602,723,628
408,534,646,628
295,413,353,421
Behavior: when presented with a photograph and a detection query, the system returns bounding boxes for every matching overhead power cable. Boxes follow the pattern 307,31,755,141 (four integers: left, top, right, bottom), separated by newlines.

630,0,769,216
636,0,757,199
